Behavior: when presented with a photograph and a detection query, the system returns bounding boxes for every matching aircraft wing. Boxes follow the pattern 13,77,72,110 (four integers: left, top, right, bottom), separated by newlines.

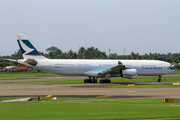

99,61,125,75
83,61,125,76
84,69,106,76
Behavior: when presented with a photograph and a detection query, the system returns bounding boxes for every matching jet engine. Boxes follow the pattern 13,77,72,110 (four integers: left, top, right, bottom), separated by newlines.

122,74,137,79
121,69,137,79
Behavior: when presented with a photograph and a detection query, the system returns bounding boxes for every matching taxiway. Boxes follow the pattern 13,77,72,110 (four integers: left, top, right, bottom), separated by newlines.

0,75,180,100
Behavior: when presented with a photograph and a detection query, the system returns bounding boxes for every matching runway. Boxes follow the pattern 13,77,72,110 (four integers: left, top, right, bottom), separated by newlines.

0,74,180,100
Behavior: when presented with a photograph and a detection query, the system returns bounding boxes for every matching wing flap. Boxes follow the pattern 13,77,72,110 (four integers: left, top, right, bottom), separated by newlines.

84,61,126,77
99,61,125,74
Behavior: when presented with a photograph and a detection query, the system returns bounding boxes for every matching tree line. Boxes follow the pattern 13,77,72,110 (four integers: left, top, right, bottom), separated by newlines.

1,46,180,67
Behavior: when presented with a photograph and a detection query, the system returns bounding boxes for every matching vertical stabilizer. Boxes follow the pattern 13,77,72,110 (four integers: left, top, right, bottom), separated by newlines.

16,33,46,59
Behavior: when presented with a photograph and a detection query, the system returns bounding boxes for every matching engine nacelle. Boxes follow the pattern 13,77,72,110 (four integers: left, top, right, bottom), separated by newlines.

122,74,137,79
122,69,137,76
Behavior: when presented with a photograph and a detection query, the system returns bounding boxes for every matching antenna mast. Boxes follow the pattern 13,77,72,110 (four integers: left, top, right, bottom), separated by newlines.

109,49,110,57
124,47,126,55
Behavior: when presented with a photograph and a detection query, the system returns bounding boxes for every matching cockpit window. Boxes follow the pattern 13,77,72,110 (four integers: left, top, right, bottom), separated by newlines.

168,67,175,70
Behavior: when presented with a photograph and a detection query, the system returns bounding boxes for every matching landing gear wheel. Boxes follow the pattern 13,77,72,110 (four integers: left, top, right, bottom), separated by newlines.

158,79,162,82
99,79,111,83
158,75,162,82
93,80,97,83
84,78,98,83
92,77,97,83
84,79,87,83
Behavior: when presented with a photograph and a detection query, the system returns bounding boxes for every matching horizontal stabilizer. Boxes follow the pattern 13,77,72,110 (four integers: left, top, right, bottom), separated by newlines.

3,59,17,62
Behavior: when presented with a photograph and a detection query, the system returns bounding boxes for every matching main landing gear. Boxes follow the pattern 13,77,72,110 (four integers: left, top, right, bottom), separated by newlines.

84,77,97,83
100,79,111,83
158,75,162,82
99,73,111,83
84,77,111,83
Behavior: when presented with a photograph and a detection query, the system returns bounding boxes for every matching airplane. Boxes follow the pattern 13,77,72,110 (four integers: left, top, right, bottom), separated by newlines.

7,33,175,83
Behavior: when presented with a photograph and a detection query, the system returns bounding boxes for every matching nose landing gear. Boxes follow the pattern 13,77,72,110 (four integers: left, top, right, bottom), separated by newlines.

158,75,162,82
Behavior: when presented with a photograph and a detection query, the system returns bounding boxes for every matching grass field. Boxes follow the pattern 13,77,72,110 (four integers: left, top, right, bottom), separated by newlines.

0,72,57,77
0,72,180,119
172,70,180,74
0,99,180,120
0,97,23,101
0,97,108,102
108,76,180,82
0,76,180,85
106,84,180,88
0,78,24,80
35,97,109,101
0,79,83,84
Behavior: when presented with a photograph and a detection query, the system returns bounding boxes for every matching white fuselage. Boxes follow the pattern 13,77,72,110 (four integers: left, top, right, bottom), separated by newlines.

18,59,175,78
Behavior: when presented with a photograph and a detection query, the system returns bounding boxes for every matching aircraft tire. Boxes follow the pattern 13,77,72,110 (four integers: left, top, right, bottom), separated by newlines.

158,79,162,82
84,79,87,83
86,79,89,83
94,80,97,83
100,80,103,83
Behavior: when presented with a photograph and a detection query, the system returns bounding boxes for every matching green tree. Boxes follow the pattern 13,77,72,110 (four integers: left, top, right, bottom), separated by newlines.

46,46,62,59
11,49,23,60
68,50,77,59
78,47,85,59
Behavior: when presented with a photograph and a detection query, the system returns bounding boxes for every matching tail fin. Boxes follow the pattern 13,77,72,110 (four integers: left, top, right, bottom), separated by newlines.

15,33,46,59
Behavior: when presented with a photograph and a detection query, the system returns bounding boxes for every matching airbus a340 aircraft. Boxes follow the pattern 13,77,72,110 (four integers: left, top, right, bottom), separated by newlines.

9,33,175,83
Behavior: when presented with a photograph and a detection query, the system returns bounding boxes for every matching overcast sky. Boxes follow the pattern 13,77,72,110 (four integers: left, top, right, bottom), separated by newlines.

0,0,180,56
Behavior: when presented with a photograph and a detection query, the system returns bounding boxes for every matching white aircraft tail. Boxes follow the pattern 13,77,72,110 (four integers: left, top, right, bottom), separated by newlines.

15,33,47,59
